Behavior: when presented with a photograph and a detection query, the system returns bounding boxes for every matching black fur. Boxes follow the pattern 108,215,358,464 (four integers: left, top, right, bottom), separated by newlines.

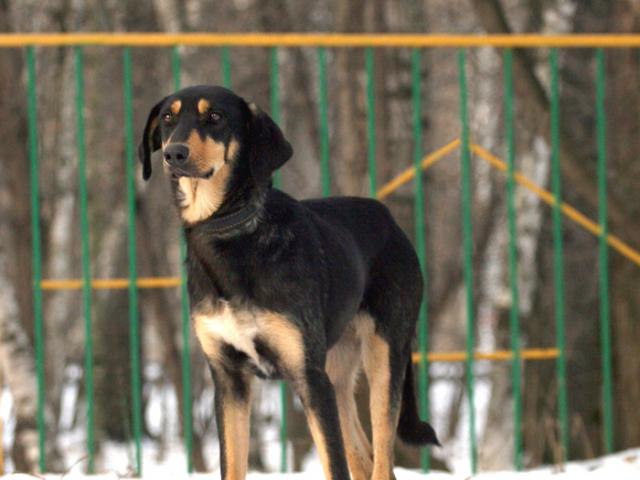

138,96,167,180
247,104,293,183
140,85,439,480
397,359,441,446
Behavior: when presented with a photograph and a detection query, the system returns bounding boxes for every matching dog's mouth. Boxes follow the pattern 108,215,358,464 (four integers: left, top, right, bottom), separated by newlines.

169,167,215,180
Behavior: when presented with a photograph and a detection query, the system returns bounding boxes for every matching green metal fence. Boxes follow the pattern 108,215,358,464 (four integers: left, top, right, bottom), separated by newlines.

9,33,640,476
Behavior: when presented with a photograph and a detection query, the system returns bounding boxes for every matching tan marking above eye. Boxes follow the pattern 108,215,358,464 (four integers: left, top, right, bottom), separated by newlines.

197,98,211,114
226,138,240,162
170,99,182,114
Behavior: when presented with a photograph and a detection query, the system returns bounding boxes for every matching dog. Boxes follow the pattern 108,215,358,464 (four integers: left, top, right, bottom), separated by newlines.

139,85,439,480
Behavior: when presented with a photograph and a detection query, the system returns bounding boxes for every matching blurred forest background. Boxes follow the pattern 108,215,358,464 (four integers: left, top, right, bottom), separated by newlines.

1,0,639,475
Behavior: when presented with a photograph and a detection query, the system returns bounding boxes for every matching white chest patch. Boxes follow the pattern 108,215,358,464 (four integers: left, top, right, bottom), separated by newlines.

193,301,262,366
192,300,305,380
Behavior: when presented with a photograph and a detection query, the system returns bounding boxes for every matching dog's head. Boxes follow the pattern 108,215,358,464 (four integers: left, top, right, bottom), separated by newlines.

138,85,292,223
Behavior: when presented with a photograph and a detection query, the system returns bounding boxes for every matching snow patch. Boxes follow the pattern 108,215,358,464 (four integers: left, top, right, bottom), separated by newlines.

2,448,638,479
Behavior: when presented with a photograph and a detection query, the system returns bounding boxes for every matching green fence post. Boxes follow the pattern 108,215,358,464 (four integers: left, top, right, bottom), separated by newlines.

595,48,614,454
172,46,195,473
222,46,232,89
268,45,288,472
412,48,431,472
27,45,46,473
123,47,143,476
318,47,330,197
550,48,569,462
365,47,376,197
74,46,96,474
457,49,478,475
503,49,523,470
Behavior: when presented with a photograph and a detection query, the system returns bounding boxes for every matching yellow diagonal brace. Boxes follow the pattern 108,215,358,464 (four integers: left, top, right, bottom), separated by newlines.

471,143,640,268
377,138,460,200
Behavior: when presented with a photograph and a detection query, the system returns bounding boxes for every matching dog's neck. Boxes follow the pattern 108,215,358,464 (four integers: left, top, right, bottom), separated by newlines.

175,174,270,238
196,200,262,236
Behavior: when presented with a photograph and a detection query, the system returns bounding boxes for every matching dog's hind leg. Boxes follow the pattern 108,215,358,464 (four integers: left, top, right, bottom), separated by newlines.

326,328,373,480
359,315,405,480
261,314,351,480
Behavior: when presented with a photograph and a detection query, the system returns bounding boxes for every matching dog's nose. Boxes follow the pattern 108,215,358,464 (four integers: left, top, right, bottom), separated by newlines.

163,144,190,165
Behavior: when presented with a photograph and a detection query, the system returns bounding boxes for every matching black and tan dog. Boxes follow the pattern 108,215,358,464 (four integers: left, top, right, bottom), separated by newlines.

139,85,439,480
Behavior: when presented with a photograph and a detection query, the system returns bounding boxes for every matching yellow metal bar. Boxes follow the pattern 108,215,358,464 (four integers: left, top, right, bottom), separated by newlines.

377,138,460,200
3,33,640,48
41,277,181,290
412,348,560,363
471,144,640,268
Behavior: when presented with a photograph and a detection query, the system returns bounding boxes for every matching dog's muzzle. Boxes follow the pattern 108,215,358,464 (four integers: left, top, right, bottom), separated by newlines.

163,144,214,179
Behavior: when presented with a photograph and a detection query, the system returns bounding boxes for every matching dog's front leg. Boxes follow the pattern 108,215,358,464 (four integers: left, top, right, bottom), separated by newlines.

294,366,351,480
210,364,253,480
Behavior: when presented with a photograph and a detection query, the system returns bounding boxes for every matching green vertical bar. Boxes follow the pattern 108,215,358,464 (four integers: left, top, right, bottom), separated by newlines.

172,46,194,473
268,46,288,473
279,382,288,473
27,46,46,473
270,47,282,190
595,48,614,454
318,47,330,197
412,48,430,472
550,48,569,462
123,47,143,477
457,49,478,474
74,46,95,474
172,46,181,90
221,46,232,88
365,47,376,197
503,49,523,470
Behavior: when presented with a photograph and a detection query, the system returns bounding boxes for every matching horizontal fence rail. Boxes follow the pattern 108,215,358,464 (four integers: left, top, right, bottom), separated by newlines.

4,32,638,477
4,33,640,47
412,348,560,363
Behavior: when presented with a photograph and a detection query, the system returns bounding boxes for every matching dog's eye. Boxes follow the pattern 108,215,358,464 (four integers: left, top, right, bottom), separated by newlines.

162,112,173,123
208,111,222,124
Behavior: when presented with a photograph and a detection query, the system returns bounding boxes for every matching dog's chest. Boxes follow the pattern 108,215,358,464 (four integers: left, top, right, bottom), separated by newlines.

193,301,275,377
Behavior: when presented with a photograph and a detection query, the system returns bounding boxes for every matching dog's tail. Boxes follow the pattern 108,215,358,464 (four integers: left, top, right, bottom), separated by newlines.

396,357,441,446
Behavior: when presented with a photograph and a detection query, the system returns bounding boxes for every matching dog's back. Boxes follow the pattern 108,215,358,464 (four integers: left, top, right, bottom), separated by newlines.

302,196,396,261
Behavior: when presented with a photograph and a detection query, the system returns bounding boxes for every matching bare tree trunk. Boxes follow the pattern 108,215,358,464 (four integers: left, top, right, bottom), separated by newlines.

480,307,513,469
137,189,208,471
0,259,63,472
334,0,368,195
604,0,640,451
469,0,640,241
0,1,64,471
365,0,391,186
0,0,34,343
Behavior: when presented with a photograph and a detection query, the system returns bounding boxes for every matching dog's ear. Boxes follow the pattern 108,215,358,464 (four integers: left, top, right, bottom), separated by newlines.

138,97,167,180
247,102,293,184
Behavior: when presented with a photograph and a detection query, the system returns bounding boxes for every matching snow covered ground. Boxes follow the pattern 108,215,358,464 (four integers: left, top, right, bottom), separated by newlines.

3,367,639,479
2,448,639,480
